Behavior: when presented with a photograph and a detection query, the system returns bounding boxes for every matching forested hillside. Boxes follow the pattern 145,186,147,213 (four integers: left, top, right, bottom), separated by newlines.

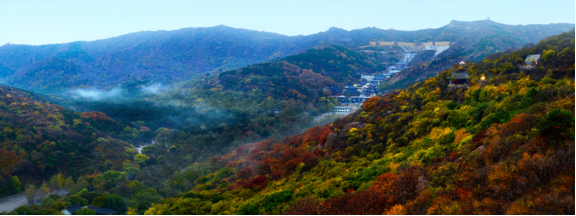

0,85,148,199
0,21,571,90
136,30,574,215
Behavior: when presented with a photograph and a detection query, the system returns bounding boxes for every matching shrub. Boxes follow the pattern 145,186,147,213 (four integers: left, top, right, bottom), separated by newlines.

322,189,396,214
69,195,88,206
12,206,32,215
263,190,294,212
474,103,489,124
76,208,96,215
282,197,320,215
239,203,259,215
40,197,54,207
537,109,574,146
480,109,510,129
91,196,106,207
446,101,459,110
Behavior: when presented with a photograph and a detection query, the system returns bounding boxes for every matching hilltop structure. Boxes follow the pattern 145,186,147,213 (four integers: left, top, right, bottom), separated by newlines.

448,61,469,87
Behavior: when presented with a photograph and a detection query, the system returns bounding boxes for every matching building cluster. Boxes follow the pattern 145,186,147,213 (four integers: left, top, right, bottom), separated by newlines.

324,81,378,105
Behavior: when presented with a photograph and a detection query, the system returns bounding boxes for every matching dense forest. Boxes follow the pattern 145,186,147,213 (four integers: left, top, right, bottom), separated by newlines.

0,85,149,200
1,28,574,215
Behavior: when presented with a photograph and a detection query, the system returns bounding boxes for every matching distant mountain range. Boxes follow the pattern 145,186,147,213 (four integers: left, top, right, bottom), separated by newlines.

0,20,572,90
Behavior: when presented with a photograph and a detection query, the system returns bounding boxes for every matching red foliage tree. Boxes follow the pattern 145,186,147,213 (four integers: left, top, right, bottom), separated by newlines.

322,189,397,214
237,167,254,180
0,149,19,177
282,197,321,215
81,111,115,122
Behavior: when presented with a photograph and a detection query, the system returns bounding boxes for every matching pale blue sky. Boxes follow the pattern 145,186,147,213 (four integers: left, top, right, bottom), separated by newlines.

1,0,574,45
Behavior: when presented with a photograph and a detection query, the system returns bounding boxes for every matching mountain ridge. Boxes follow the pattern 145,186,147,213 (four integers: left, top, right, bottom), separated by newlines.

0,20,572,90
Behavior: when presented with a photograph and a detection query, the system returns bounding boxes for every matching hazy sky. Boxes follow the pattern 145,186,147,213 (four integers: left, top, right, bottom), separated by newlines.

1,0,574,45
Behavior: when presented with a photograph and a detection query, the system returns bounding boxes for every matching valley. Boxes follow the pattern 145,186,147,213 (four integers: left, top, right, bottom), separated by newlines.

0,18,574,215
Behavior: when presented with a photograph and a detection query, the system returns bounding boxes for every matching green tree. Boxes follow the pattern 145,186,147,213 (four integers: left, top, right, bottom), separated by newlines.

12,176,21,192
49,173,64,194
542,50,556,61
40,196,54,207
155,128,175,147
13,206,32,215
538,109,574,146
134,153,150,165
157,155,167,164
142,145,158,155
39,182,50,201
64,176,75,193
103,194,127,214
91,196,106,207
239,203,259,215
76,176,89,191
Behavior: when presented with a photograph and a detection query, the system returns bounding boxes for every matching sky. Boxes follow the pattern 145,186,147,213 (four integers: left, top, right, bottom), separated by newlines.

1,0,574,45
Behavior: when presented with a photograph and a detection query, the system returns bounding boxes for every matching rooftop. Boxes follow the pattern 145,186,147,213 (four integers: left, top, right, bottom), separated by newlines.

334,106,353,109
451,73,469,79
88,206,117,215
65,204,82,214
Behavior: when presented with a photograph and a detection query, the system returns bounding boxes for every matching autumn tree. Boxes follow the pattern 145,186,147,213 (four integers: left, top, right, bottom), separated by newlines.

25,185,36,204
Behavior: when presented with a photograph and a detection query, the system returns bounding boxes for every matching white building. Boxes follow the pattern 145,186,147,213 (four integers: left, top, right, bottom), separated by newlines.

423,46,450,56
332,106,353,114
